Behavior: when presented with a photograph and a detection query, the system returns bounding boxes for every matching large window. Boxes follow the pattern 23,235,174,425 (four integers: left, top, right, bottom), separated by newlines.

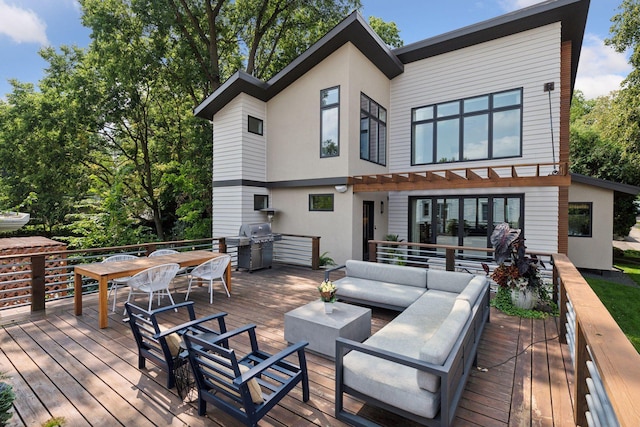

409,195,523,249
320,87,339,157
568,202,592,237
412,88,522,165
360,93,387,165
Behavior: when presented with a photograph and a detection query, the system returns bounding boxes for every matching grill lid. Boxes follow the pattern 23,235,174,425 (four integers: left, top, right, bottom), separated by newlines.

239,223,273,239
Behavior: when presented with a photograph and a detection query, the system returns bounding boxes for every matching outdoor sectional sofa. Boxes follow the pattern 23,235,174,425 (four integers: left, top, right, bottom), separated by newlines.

326,260,490,427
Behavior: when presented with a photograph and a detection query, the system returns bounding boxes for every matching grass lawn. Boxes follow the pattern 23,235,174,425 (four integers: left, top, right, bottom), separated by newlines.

583,255,640,353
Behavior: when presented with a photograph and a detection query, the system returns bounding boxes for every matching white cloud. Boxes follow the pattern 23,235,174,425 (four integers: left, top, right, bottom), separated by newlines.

575,34,631,98
0,0,49,45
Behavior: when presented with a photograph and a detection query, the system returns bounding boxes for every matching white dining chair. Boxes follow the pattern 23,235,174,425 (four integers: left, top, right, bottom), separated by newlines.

149,249,188,277
123,263,180,314
102,254,138,312
185,255,231,304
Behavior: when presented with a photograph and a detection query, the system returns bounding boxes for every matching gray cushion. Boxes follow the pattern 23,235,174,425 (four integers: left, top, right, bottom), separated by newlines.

345,260,427,288
456,275,487,305
426,269,473,293
416,299,471,393
335,277,426,308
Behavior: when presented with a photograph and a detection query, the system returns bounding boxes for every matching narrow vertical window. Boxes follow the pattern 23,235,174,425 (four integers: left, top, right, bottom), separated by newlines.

320,87,339,157
360,93,387,165
568,202,592,237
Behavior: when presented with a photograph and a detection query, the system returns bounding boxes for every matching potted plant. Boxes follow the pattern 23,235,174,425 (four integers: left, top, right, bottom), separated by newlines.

488,223,545,309
318,280,337,313
0,372,15,427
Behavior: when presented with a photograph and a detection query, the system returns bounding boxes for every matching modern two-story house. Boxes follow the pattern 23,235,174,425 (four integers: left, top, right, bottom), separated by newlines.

194,0,635,271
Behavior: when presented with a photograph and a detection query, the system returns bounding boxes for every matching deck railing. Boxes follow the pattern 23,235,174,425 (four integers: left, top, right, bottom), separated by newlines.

0,234,321,313
554,254,640,427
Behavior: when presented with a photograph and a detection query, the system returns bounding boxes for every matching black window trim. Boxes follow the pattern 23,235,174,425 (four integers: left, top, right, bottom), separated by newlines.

407,193,525,247
320,86,340,158
253,194,269,211
360,92,387,166
248,115,264,136
309,193,334,211
411,87,523,166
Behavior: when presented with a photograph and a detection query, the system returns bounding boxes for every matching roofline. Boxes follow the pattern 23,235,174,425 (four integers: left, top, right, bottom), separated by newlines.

194,0,590,119
194,11,402,119
393,0,589,95
571,173,640,195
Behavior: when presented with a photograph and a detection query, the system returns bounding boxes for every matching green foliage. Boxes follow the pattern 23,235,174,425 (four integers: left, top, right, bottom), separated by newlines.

0,379,15,426
585,276,640,353
368,16,403,48
319,251,336,266
490,287,558,319
41,417,66,427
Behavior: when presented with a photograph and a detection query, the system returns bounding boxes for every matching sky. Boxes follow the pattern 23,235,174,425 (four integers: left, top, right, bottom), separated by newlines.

0,0,631,101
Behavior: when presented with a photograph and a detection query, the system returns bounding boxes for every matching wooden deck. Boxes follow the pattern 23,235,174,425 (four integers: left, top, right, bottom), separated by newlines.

0,264,575,426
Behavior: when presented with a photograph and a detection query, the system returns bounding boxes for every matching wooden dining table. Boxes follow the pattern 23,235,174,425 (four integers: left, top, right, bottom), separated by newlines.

74,250,231,329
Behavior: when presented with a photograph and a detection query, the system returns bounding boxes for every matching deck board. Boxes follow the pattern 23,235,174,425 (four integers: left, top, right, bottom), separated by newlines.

0,264,575,426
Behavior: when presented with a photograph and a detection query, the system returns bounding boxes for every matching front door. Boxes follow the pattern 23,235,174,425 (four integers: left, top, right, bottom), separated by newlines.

363,201,375,260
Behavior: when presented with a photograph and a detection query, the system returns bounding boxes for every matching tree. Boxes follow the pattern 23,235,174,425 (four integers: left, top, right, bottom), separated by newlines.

0,81,89,233
368,16,403,48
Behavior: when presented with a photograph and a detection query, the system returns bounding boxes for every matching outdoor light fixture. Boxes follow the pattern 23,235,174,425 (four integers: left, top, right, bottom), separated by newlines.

380,201,384,214
260,208,276,222
335,185,348,193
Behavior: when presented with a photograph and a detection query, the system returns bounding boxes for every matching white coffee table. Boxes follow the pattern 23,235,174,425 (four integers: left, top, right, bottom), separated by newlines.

284,300,371,359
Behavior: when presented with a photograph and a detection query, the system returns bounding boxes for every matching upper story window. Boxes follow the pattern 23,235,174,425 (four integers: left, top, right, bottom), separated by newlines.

360,93,387,165
248,116,263,135
320,86,339,157
412,88,522,165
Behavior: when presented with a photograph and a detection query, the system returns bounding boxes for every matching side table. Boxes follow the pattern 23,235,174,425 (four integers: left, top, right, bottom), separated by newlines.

284,300,371,359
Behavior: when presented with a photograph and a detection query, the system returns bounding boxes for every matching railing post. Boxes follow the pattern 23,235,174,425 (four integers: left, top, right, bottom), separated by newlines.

574,321,589,427
311,237,320,270
31,254,46,312
145,244,156,256
445,248,455,271
219,237,227,254
368,241,377,262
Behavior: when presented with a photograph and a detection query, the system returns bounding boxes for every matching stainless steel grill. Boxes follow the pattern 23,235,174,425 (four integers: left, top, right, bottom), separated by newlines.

227,223,281,272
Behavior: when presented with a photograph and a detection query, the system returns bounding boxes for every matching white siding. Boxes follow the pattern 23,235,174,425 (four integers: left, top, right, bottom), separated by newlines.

212,94,267,182
389,23,561,172
212,186,271,237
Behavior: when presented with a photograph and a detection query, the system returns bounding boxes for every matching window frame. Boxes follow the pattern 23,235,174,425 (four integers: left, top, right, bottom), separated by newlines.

253,194,269,211
408,194,524,248
248,115,264,135
411,88,523,165
309,194,334,211
360,92,387,166
568,202,593,237
320,86,340,158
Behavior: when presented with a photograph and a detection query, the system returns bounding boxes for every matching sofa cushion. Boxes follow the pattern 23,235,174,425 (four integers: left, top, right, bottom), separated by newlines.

426,269,473,293
335,277,426,309
456,275,487,306
416,299,471,393
345,260,427,288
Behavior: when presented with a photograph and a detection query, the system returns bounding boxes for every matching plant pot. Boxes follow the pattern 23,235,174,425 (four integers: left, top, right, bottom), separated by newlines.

324,302,334,314
511,288,537,310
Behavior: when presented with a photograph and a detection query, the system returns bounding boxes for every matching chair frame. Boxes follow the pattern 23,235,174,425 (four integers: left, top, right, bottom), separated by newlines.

102,254,138,312
124,263,180,314
183,324,309,427
124,301,227,389
185,254,231,304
